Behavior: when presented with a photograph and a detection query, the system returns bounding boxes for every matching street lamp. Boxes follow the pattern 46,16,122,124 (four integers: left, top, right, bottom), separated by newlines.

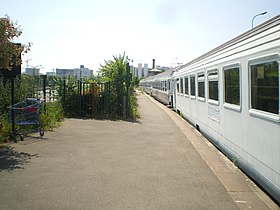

252,11,267,28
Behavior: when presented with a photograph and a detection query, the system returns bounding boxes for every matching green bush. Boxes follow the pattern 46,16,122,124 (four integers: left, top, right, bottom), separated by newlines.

0,113,13,143
40,101,64,131
99,53,139,120
128,91,139,119
0,75,65,143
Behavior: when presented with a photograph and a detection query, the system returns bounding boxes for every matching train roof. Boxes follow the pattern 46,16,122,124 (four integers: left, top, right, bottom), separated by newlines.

179,14,280,70
140,68,175,83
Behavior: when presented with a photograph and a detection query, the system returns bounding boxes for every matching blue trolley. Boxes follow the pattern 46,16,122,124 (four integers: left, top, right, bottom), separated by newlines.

8,98,44,141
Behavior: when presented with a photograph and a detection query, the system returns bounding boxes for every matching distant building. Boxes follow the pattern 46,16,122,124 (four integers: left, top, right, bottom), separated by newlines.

132,66,137,78
54,65,92,79
74,65,92,80
130,59,170,79
138,63,142,79
56,69,74,77
133,63,149,79
143,64,148,78
25,67,40,76
46,71,56,76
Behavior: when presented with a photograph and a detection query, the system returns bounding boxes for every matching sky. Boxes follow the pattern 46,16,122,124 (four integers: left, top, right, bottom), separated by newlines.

1,0,280,74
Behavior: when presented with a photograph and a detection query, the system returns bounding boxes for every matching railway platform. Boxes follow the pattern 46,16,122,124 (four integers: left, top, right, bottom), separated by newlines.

0,91,278,209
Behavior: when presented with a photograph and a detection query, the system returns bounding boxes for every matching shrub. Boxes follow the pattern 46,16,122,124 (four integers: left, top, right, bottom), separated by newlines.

99,53,138,119
0,75,64,143
0,113,13,143
40,101,64,131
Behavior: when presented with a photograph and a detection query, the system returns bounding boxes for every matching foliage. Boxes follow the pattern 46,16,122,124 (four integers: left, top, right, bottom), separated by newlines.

0,77,11,114
40,101,64,131
0,75,43,115
99,53,135,118
56,75,80,117
0,113,13,143
128,90,139,119
0,75,64,143
0,50,140,142
0,15,31,70
99,53,126,117
132,77,140,87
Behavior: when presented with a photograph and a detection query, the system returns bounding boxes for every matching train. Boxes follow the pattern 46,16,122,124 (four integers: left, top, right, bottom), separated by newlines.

140,15,280,203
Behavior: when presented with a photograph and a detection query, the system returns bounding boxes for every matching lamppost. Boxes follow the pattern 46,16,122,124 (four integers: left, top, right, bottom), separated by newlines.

252,11,267,28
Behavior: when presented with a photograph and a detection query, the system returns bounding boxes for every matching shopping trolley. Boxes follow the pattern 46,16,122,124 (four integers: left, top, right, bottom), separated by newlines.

8,98,45,141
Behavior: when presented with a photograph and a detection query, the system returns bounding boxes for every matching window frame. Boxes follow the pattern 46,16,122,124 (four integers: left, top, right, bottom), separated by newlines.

190,74,196,99
197,72,205,102
184,75,189,97
223,63,241,112
180,77,184,95
208,69,219,106
248,54,280,122
167,80,170,91
176,78,180,94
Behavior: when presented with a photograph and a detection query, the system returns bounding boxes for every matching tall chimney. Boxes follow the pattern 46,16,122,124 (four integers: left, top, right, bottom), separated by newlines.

152,59,155,69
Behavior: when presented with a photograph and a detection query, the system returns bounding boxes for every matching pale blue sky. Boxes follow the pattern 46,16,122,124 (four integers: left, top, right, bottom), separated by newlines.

1,0,279,73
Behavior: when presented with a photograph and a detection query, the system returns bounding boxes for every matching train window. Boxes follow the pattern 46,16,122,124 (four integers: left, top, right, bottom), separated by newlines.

180,77,184,94
184,76,189,96
176,78,179,94
167,80,170,91
190,75,196,98
250,60,279,115
224,65,240,106
198,73,205,100
208,70,219,104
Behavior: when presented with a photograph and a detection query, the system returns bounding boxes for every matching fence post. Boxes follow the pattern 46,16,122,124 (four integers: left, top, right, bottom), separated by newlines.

78,80,83,117
62,78,66,108
41,75,47,111
10,78,16,142
126,62,131,118
41,75,47,101
123,95,126,119
82,81,86,117
108,81,110,113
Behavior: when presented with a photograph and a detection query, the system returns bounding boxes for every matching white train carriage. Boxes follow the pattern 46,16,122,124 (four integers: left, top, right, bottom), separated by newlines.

140,69,175,106
173,15,280,203
139,75,154,95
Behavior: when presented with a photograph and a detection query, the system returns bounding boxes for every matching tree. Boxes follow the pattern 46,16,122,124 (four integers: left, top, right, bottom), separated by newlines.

99,53,127,117
0,15,31,71
99,53,132,118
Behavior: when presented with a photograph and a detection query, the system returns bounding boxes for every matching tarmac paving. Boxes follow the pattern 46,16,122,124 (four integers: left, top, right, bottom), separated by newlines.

0,91,279,210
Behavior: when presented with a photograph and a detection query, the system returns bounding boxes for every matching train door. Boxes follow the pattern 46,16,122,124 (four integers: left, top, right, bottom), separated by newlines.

207,69,220,123
170,78,177,109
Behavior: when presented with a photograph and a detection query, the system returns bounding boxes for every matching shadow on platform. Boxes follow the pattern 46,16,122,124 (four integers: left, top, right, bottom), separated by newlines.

0,145,39,172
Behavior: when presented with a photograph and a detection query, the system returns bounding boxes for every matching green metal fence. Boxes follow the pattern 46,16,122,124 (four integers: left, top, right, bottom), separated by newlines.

0,75,110,118
61,80,110,118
